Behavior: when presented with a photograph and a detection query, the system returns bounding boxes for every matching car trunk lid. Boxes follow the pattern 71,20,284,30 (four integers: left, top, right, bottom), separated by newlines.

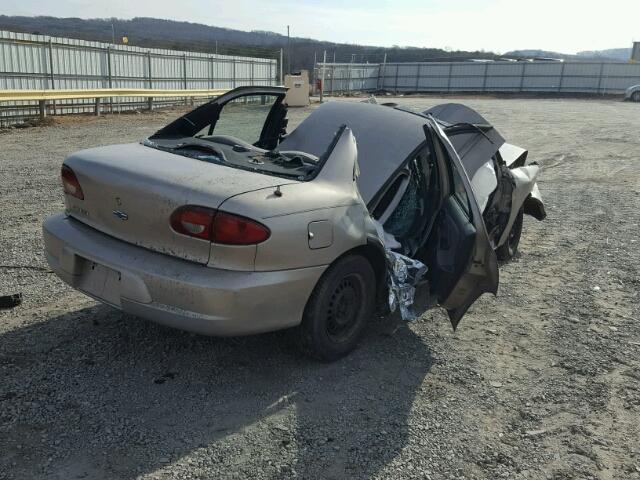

63,142,290,264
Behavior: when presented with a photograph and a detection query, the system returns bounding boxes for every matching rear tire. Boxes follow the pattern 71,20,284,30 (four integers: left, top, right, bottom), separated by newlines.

298,254,376,362
496,207,524,261
632,91,640,103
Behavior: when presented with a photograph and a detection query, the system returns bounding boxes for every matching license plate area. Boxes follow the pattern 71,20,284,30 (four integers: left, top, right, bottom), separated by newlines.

77,258,122,307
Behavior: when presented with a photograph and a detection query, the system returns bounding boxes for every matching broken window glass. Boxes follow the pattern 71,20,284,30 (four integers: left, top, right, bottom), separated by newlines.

383,157,426,240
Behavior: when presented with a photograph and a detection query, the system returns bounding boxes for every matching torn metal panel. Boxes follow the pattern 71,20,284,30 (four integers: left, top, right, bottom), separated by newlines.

499,142,528,168
523,183,547,221
471,160,498,213
498,164,540,246
372,220,428,322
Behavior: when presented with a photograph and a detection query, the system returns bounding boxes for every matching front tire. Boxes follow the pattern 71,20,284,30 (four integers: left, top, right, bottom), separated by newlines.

496,207,524,261
298,254,376,362
632,91,640,103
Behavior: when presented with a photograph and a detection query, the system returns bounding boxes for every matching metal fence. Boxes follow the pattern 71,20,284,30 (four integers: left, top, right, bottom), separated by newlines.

318,61,640,95
0,30,279,125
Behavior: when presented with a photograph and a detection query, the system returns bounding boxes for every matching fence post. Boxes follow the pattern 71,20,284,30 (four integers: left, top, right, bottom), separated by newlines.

47,39,56,115
331,64,334,94
279,49,284,85
378,53,387,91
415,63,421,93
209,56,214,89
232,59,237,88
313,51,317,93
38,100,47,120
250,60,254,86
558,61,565,93
596,62,605,95
107,46,113,112
519,62,526,92
347,62,352,95
482,63,488,92
182,53,188,89
146,51,153,110
446,63,452,93
394,64,399,95
215,55,219,90
147,51,152,88
320,50,326,102
182,53,188,105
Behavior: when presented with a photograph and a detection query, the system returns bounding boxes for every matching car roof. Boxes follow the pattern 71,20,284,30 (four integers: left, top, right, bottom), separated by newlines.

279,101,427,204
423,103,505,179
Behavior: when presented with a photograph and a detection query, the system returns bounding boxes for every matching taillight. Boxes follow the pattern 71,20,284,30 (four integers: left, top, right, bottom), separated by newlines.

170,206,270,245
170,206,216,240
212,211,271,245
61,165,84,200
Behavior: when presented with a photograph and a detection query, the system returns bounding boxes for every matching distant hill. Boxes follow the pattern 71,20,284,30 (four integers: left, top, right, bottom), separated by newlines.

0,15,499,73
576,48,632,61
504,48,632,62
503,49,576,60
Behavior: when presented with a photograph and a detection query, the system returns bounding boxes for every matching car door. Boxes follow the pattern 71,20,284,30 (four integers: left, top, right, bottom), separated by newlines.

423,119,499,328
150,86,288,150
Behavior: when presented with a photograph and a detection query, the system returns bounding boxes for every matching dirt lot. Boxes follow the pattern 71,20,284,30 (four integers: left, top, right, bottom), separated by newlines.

1,96,639,480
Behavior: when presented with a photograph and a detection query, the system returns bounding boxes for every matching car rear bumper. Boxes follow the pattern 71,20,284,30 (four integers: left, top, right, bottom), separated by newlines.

43,213,326,336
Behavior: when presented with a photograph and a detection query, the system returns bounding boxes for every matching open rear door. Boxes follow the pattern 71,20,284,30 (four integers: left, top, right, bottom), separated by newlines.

423,120,499,328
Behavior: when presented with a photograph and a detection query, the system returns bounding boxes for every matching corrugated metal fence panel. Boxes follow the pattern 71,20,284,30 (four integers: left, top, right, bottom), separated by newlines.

0,29,277,125
319,61,640,95
601,63,640,92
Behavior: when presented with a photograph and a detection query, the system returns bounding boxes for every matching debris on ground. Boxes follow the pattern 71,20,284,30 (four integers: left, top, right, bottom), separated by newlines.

0,293,22,309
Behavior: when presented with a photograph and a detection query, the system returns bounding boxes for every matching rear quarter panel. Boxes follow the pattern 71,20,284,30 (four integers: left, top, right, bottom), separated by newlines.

213,182,368,271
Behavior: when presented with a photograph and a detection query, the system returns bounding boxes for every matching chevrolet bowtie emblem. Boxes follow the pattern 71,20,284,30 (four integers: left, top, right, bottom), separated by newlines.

112,210,129,221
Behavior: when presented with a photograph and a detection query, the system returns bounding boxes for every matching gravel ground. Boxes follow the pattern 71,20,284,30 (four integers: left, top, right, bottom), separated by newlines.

1,96,639,480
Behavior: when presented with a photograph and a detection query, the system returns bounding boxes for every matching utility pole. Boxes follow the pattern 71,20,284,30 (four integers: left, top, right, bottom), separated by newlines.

313,51,317,90
286,25,291,75
347,53,355,95
111,18,116,45
379,52,387,91
320,50,326,102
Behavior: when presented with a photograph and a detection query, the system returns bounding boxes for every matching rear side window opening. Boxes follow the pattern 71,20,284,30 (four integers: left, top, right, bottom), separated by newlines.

374,146,441,255
195,94,282,147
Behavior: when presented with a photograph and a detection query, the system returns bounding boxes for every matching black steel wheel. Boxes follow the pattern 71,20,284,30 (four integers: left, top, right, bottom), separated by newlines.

298,255,375,361
632,91,640,103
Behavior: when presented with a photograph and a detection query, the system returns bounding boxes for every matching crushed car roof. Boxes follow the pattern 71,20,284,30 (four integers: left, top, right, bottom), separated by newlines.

423,103,505,179
280,101,428,204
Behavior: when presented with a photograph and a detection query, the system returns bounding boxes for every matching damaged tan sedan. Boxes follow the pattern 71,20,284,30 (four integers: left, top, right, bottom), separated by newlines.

43,87,546,361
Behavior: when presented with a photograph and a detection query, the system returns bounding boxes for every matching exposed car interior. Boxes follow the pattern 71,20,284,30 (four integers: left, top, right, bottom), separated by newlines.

145,92,330,181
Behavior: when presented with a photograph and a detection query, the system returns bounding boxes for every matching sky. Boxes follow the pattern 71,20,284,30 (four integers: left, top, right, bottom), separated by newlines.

2,0,639,54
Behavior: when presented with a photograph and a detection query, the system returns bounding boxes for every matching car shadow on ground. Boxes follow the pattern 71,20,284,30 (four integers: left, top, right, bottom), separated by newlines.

0,304,433,479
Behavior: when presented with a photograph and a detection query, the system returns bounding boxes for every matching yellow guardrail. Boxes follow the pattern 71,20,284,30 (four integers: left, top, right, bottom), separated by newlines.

0,88,232,119
0,88,231,102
